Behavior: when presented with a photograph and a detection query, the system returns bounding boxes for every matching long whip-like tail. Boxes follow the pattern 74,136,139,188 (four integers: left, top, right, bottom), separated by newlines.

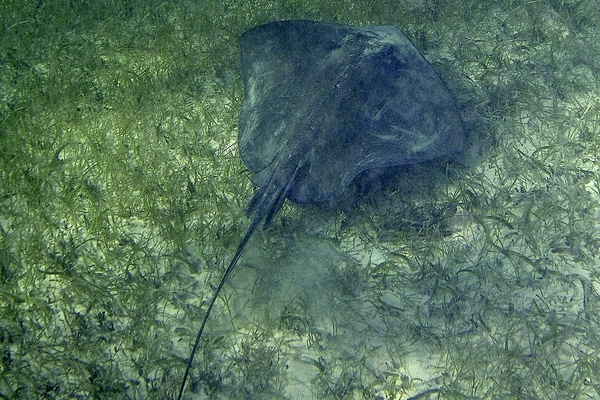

177,163,303,399
176,217,259,400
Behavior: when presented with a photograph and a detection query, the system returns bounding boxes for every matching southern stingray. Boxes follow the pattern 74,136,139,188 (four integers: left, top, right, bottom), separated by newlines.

178,20,464,398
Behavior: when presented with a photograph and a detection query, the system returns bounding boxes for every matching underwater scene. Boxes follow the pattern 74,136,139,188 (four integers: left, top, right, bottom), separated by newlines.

1,0,599,399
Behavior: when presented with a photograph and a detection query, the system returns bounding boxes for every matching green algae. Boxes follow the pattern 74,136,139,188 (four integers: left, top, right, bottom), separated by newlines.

1,0,599,398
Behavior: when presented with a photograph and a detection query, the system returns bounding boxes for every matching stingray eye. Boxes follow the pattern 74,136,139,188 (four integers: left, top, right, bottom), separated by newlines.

384,45,394,55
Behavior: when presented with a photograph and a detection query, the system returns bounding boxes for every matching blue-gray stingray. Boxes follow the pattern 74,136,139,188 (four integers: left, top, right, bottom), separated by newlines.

178,20,465,398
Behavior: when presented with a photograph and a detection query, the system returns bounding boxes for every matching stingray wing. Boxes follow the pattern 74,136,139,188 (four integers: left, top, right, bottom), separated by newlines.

238,21,347,181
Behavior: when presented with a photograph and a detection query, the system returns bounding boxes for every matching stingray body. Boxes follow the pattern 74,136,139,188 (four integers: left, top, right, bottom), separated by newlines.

178,20,464,398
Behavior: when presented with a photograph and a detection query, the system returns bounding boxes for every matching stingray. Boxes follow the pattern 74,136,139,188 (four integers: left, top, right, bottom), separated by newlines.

178,20,464,398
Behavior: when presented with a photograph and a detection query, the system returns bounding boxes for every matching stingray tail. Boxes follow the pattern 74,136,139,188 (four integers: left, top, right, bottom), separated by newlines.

246,160,304,229
177,163,303,399
177,219,259,400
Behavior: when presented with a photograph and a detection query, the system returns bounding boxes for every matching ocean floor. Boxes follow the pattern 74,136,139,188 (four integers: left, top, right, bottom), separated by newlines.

1,0,599,399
